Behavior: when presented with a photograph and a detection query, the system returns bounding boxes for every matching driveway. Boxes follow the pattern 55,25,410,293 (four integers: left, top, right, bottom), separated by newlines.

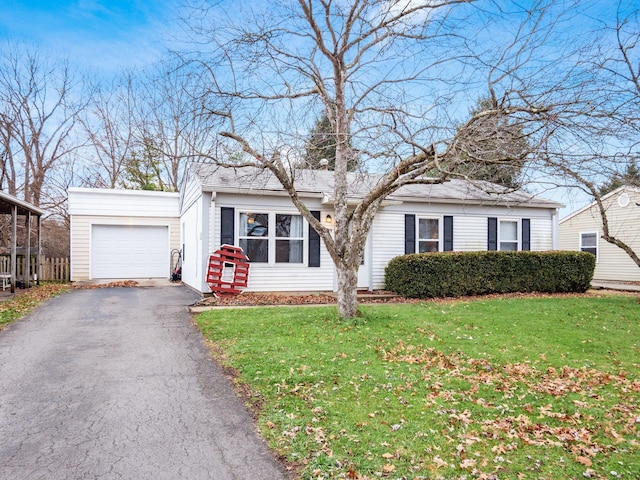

0,286,290,480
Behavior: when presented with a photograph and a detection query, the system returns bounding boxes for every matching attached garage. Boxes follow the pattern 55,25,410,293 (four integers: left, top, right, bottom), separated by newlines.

68,188,180,282
91,225,170,278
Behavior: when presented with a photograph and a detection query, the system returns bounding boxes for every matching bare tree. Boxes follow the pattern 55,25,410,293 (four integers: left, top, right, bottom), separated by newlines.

81,76,136,188
0,43,89,208
536,1,640,268
178,0,573,318
134,60,221,191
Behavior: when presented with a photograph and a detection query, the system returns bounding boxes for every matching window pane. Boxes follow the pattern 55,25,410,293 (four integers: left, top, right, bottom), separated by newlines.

240,238,268,262
419,240,439,253
276,214,303,238
581,247,597,256
276,239,303,263
581,233,597,247
500,242,518,251
419,218,439,240
240,213,269,237
500,221,517,241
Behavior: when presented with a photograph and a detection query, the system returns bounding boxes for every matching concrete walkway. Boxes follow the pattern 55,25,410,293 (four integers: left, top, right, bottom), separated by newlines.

0,286,289,480
591,280,640,292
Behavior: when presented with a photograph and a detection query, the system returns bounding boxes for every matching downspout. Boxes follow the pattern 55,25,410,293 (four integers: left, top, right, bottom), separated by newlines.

10,205,16,294
552,209,559,250
367,227,374,292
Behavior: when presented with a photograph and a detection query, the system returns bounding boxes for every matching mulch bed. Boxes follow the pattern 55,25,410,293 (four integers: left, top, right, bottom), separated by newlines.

190,290,605,308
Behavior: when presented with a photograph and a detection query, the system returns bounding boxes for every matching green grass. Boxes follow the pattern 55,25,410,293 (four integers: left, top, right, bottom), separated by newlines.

196,294,640,480
0,283,70,329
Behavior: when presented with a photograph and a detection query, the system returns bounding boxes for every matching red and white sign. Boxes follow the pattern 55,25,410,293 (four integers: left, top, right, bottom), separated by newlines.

206,245,250,295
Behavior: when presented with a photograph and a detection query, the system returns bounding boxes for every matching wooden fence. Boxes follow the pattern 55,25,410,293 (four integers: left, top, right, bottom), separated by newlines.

0,256,70,282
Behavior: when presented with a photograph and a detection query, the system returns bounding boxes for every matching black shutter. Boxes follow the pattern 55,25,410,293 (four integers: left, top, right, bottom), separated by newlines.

443,216,454,252
405,214,416,254
522,218,531,251
308,211,321,267
220,207,235,246
487,217,498,251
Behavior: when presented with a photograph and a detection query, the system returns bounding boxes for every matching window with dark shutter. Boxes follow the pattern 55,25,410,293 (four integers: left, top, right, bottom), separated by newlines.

522,218,531,251
220,207,235,246
443,216,453,251
487,217,497,251
405,214,416,254
308,211,321,267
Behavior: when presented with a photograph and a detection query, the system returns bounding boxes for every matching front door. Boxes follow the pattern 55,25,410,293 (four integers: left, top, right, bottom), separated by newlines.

357,234,371,290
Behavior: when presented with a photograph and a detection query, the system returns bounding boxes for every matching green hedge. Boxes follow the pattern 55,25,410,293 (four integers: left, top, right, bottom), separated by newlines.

385,251,596,298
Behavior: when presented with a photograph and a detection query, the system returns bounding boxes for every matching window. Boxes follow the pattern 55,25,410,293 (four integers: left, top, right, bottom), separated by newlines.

239,213,269,263
239,212,305,264
418,218,440,252
275,214,303,263
499,220,518,251
580,232,598,258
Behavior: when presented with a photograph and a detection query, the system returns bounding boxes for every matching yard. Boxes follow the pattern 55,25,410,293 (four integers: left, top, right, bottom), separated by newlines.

196,293,640,480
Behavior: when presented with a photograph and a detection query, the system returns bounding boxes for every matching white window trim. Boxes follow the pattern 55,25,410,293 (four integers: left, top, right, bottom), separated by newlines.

498,219,520,251
417,216,442,253
579,231,599,263
237,211,308,266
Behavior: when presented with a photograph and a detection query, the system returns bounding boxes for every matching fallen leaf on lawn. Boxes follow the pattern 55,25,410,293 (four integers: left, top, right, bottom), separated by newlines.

460,458,477,469
576,456,592,467
433,455,449,468
381,463,396,474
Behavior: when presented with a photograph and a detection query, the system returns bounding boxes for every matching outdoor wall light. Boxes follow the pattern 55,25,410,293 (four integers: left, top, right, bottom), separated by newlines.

325,214,333,226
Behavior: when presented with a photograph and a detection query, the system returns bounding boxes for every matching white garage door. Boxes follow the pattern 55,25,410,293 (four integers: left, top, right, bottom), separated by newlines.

91,225,169,279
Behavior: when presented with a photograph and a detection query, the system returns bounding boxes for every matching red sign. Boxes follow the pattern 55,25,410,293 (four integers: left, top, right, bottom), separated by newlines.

206,245,250,295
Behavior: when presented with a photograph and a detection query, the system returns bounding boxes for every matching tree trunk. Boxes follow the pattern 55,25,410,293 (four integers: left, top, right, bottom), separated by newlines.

336,262,359,319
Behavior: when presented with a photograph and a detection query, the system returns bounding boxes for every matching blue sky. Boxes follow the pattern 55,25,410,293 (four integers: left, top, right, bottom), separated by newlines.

0,0,177,74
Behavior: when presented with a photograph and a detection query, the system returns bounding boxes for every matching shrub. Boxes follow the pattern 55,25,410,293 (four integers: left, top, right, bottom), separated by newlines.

385,251,595,298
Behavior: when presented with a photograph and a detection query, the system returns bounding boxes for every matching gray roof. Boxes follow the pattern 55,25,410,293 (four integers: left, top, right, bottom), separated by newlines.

0,190,45,216
187,162,562,209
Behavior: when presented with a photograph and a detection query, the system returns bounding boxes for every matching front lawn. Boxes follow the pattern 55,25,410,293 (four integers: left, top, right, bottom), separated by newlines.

196,294,640,479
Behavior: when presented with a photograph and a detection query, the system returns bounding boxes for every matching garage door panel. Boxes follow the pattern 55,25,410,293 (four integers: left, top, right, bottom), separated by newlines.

91,225,169,278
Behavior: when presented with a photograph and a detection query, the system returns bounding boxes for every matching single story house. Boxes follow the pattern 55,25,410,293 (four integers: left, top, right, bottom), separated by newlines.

559,185,640,282
179,164,562,294
68,164,563,291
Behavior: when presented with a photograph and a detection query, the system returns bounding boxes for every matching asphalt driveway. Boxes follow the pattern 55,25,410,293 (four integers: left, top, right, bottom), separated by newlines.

0,286,289,480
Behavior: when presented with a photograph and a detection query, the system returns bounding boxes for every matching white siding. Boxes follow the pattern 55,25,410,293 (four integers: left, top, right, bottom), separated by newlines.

531,217,553,251
209,193,335,292
68,188,179,217
453,216,487,251
559,188,640,281
369,202,557,290
370,210,403,289
179,169,204,215
181,186,558,293
180,196,204,291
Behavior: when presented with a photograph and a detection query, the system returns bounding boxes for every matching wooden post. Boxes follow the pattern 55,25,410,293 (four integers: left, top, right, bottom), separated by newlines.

36,215,41,286
10,205,16,294
25,211,31,287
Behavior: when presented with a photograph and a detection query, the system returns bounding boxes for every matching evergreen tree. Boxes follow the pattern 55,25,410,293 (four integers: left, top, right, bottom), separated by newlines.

122,137,166,191
303,115,357,171
453,97,530,189
599,160,640,196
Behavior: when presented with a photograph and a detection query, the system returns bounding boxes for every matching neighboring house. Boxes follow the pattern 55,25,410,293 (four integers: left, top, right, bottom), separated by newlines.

68,188,180,281
179,163,562,294
559,186,640,282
